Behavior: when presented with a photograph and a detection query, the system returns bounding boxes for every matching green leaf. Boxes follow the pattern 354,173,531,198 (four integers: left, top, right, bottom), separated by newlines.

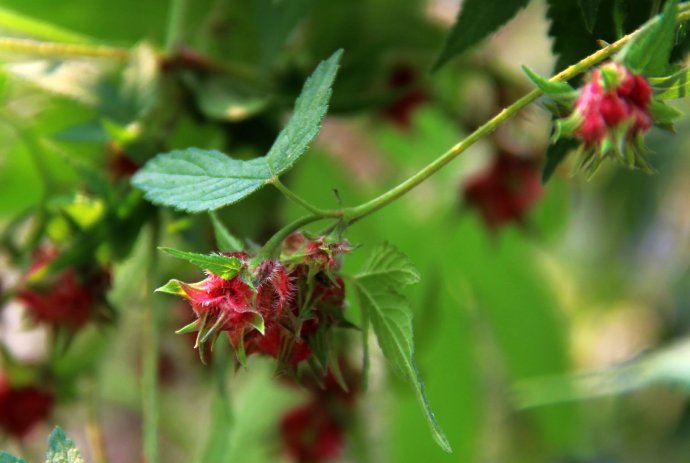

132,49,343,212
649,66,690,99
356,241,421,286
542,137,579,183
618,0,678,76
578,0,602,32
521,65,575,95
158,247,242,279
264,49,342,175
432,0,530,71
0,452,28,463
209,211,245,251
547,0,618,72
648,99,684,124
354,243,451,453
132,149,271,212
46,427,85,463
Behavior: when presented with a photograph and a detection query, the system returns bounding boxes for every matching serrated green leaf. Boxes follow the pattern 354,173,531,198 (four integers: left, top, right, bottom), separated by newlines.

354,243,450,453
46,427,85,463
0,452,28,463
432,0,530,71
265,49,342,175
618,0,678,76
132,50,342,212
209,211,245,251
521,65,575,95
132,149,271,212
159,247,242,279
547,0,618,72
356,241,421,287
542,137,579,183
578,0,602,32
354,281,451,453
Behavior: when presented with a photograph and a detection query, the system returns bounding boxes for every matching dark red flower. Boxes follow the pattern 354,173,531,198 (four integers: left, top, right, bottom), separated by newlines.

463,153,543,230
381,64,429,129
17,246,111,329
280,402,344,463
0,375,54,439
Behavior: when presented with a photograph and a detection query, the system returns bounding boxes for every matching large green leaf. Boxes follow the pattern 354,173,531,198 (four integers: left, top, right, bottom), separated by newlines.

158,247,242,279
46,427,85,463
432,0,530,71
355,243,451,453
618,0,678,76
132,49,342,212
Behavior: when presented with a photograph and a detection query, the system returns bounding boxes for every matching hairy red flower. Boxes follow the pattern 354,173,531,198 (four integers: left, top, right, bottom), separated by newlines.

17,246,111,329
463,154,543,230
174,255,293,351
0,375,54,439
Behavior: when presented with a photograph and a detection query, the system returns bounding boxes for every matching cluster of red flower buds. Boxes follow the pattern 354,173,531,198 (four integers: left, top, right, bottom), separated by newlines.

555,62,658,174
17,246,112,330
381,64,429,129
0,374,54,439
165,233,351,372
462,153,543,230
279,359,361,462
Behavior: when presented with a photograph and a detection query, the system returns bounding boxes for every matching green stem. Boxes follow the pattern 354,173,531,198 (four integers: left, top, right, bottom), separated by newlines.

0,37,129,60
260,214,326,258
271,178,342,217
143,218,161,463
260,7,690,250
165,0,188,52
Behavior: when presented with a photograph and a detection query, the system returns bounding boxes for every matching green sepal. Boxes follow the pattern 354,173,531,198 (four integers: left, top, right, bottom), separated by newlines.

649,67,690,99
522,65,575,96
649,99,684,125
155,279,186,296
247,313,265,335
175,319,200,334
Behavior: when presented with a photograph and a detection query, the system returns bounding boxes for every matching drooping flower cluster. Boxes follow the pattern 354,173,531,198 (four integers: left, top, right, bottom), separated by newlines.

165,234,350,371
0,374,54,439
17,246,112,330
557,62,656,174
463,153,543,230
